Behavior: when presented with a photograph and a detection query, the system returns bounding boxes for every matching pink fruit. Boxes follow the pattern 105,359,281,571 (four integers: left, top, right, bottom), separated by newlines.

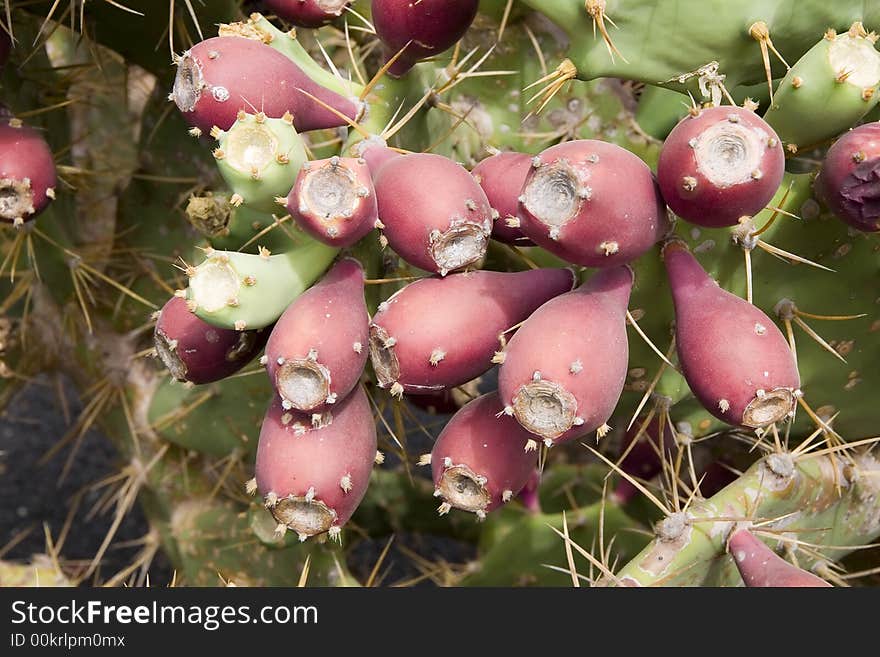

285,156,378,247
814,122,880,232
0,118,57,227
370,268,574,396
727,528,830,587
517,140,668,267
498,266,632,446
262,0,351,28
663,240,800,429
657,105,785,228
472,152,534,246
373,153,494,275
264,258,369,413
153,296,270,384
255,385,377,541
171,36,360,134
431,392,538,517
351,137,401,176
372,0,479,77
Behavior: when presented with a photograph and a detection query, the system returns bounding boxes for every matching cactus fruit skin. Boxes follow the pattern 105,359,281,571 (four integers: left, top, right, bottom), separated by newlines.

154,296,270,384
369,268,575,395
171,36,359,135
431,392,539,517
0,118,57,227
471,152,534,246
286,156,378,247
657,106,785,228
498,266,633,446
372,0,479,77
262,0,351,28
373,153,494,275
186,236,339,330
517,140,668,267
662,240,800,429
727,529,831,587
814,122,880,232
255,385,378,540
763,25,880,152
264,258,369,413
213,111,308,214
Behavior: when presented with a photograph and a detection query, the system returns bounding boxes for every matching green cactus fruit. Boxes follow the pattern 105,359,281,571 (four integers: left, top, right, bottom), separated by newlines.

211,111,308,214
763,23,880,152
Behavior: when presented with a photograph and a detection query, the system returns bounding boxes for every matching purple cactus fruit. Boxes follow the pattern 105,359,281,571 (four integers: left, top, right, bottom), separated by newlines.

262,0,351,28
727,528,830,587
370,268,575,396
154,296,270,384
657,105,785,228
171,36,360,134
472,151,535,246
373,153,494,275
517,140,668,267
814,122,880,232
264,258,369,413
372,0,479,77
351,136,401,177
497,266,633,447
0,118,57,227
285,156,378,247
431,392,538,518
255,385,377,541
663,240,801,429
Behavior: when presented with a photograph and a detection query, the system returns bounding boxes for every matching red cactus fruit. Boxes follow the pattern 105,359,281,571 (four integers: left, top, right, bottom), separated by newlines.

663,240,801,429
369,268,575,396
285,156,378,247
727,528,831,587
153,296,270,384
472,151,535,246
498,266,633,447
517,140,668,267
431,392,538,518
264,258,369,413
613,414,674,504
255,385,377,541
405,388,464,415
372,0,479,77
657,105,785,228
262,0,351,28
351,136,401,176
0,118,57,227
171,36,360,134
373,153,494,275
814,121,880,232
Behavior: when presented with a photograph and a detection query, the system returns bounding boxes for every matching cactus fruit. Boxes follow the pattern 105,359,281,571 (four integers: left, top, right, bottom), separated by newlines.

498,266,633,446
372,0,479,77
212,110,308,214
814,121,880,232
662,240,800,429
185,236,338,330
154,296,270,384
471,151,534,246
264,258,369,413
0,118,57,227
285,156,378,246
763,23,880,152
657,106,785,228
430,392,539,518
369,268,575,396
255,386,377,541
373,152,494,275
727,528,831,587
516,140,668,267
171,36,360,135
262,0,351,28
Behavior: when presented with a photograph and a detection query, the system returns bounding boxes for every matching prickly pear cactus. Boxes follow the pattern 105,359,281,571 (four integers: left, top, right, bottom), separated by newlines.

2,0,879,588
